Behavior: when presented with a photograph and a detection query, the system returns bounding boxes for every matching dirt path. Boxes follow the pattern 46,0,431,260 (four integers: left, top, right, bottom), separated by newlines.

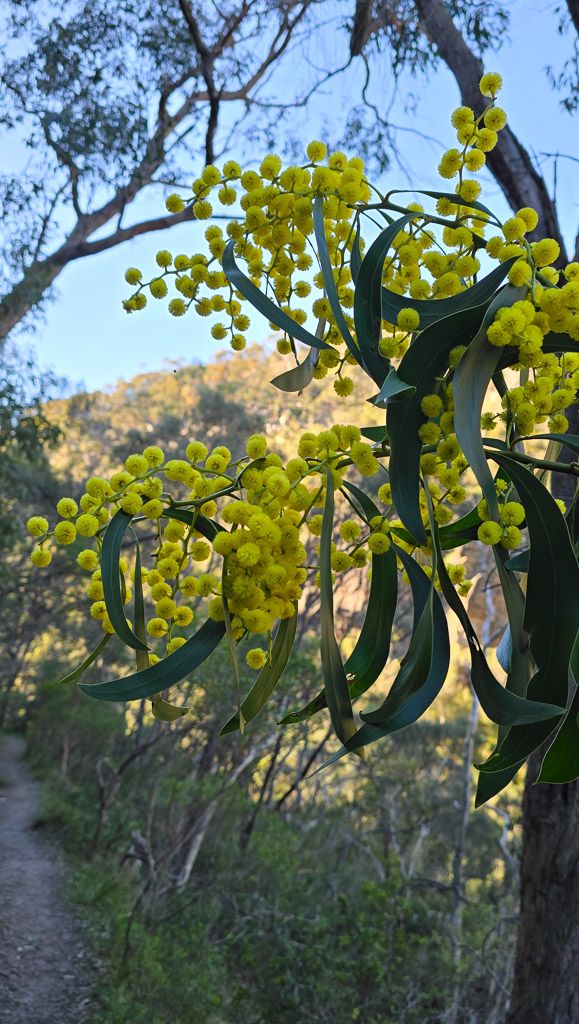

0,734,96,1024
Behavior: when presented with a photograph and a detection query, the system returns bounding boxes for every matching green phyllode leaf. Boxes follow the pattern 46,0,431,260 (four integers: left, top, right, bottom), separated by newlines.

353,213,416,385
313,196,359,362
280,482,398,726
453,285,527,519
388,301,489,543
79,619,226,703
220,609,298,734
222,239,330,352
319,468,358,746
101,509,149,651
320,542,450,766
57,635,111,685
476,453,577,776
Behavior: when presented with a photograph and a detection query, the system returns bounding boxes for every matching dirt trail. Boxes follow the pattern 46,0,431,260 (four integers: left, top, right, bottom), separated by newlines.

0,734,96,1024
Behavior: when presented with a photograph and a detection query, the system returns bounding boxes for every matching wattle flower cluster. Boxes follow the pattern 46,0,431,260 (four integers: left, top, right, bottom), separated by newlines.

28,423,480,667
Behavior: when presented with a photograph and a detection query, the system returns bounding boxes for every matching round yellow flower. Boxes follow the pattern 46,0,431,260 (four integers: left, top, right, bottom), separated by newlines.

246,648,268,670
30,546,52,567
54,521,77,545
27,515,49,537
479,72,503,97
397,308,420,332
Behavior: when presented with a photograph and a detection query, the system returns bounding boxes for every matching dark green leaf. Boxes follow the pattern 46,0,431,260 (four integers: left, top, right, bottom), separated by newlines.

280,532,397,725
270,348,318,393
504,549,530,572
319,468,357,746
388,302,488,543
353,213,415,385
151,694,189,721
351,218,362,283
79,619,226,703
222,239,330,351
430,512,561,726
518,433,579,455
360,425,388,444
320,544,449,764
453,285,526,519
133,536,149,672
538,681,579,784
101,509,148,651
313,196,360,362
476,454,576,773
221,609,298,734
381,258,517,330
57,635,110,685
475,761,524,807
370,368,415,408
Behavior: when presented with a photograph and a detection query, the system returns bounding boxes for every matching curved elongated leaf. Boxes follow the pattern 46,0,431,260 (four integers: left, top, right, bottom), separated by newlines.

220,609,298,735
370,368,415,408
101,509,148,651
493,548,529,700
270,318,325,393
279,538,398,725
430,513,560,726
270,348,318,393
385,188,500,224
351,218,362,283
164,508,223,541
79,619,226,703
504,549,530,572
319,469,357,746
388,302,488,543
475,761,524,807
133,537,149,672
222,239,330,351
57,635,110,685
538,683,579,784
453,285,526,520
476,453,576,774
320,544,449,765
381,257,517,330
313,196,359,362
353,213,415,384
151,694,189,721
518,433,579,456
390,504,483,552
360,425,388,444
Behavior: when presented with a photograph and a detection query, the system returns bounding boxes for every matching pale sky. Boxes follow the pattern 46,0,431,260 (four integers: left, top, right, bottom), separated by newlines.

8,1,578,394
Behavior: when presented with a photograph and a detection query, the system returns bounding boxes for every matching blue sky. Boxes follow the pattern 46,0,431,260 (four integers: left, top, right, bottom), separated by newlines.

12,1,578,394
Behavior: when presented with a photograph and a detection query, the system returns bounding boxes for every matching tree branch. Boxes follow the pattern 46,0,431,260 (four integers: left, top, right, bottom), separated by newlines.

177,0,221,164
412,0,567,257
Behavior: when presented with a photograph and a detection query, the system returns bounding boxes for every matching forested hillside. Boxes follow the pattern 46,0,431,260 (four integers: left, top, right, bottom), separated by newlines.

1,346,521,1023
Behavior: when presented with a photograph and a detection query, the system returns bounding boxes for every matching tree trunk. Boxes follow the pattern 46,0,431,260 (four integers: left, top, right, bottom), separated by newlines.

506,754,579,1024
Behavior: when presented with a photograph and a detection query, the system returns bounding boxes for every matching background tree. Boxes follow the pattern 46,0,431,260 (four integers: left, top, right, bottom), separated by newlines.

2,1,577,340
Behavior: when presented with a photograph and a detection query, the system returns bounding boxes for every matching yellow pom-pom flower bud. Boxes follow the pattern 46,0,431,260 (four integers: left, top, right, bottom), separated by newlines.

30,546,52,567
166,193,186,213
77,549,99,571
477,521,502,545
76,513,100,537
397,308,420,332
147,617,169,638
246,648,268,670
27,515,49,537
56,497,78,519
479,72,503,97
54,521,77,545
